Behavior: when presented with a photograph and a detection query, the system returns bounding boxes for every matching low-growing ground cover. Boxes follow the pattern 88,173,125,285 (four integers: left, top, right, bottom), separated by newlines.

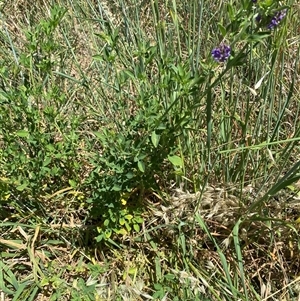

0,0,300,300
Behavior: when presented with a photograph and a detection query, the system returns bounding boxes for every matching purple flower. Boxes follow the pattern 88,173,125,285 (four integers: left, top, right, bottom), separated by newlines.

211,44,231,63
267,9,287,29
255,14,262,23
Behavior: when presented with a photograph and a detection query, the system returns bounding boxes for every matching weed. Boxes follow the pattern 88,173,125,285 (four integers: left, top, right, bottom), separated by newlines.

0,0,299,300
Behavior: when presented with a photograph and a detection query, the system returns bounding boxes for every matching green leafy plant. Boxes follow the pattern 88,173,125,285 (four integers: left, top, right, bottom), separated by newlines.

0,5,83,217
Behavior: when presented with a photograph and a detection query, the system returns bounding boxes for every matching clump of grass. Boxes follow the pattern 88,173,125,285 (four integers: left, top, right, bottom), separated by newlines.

0,0,300,300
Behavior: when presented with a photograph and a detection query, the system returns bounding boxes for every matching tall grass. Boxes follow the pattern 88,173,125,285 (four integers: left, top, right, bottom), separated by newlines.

0,0,299,300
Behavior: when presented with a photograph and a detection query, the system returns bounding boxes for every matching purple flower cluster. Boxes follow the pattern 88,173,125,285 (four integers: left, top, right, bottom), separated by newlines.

211,3,288,62
268,9,287,29
211,44,231,63
255,14,262,23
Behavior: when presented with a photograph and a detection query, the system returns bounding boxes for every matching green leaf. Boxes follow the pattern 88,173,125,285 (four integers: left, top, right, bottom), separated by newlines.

233,220,249,300
218,23,226,37
68,179,76,188
126,172,134,179
133,224,140,232
227,4,235,21
138,160,145,173
125,214,133,220
134,216,144,223
93,131,107,143
16,130,29,138
105,229,112,238
247,32,271,42
12,283,27,301
16,183,28,191
43,157,52,167
151,131,160,148
167,155,183,167
46,144,55,152
112,185,122,191
27,286,39,301
122,69,135,80
125,222,131,232
116,228,127,235
96,234,104,242
92,54,104,62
